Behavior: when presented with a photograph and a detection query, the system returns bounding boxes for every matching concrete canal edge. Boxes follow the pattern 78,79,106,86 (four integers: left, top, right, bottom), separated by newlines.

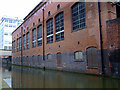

12,63,120,80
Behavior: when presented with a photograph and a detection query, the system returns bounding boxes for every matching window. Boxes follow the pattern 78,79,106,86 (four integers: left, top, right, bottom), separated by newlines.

4,46,7,50
27,27,29,31
46,18,53,43
5,19,8,22
26,32,29,49
48,11,51,17
17,38,19,52
37,25,42,46
72,2,86,31
9,46,12,50
9,19,12,23
5,24,8,27
57,4,60,10
32,28,36,48
23,35,26,50
38,19,40,23
74,51,83,61
19,37,22,51
9,25,12,27
47,54,52,60
14,40,16,52
33,23,35,27
12,41,16,53
13,25,16,28
4,32,8,35
55,12,64,41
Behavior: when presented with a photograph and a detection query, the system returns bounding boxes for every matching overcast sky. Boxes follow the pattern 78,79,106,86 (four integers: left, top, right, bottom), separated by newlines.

0,0,41,20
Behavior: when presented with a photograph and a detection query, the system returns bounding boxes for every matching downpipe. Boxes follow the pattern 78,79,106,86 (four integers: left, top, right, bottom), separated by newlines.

98,1,104,74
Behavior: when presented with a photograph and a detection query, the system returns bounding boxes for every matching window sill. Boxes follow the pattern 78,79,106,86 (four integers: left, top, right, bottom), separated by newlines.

55,39,64,42
71,26,87,33
38,45,42,47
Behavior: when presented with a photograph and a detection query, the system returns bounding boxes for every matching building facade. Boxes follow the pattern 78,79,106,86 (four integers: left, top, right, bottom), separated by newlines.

12,1,120,77
0,16,23,50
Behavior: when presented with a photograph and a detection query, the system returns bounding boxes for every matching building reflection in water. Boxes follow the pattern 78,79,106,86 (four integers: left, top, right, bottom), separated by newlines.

11,65,120,88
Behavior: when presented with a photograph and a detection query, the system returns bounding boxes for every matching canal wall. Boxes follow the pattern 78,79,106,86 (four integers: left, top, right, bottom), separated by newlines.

12,1,120,77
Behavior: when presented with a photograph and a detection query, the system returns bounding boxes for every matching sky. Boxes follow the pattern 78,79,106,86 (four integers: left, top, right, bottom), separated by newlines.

0,0,42,20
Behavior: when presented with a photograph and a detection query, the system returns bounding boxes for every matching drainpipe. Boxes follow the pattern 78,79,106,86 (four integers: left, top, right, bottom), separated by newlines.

21,27,23,66
42,9,45,70
98,1,104,74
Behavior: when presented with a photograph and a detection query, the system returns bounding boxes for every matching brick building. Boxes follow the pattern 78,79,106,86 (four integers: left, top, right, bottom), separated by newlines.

12,1,120,76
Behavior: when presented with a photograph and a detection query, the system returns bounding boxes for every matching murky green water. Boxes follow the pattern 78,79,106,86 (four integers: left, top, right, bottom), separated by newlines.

2,64,120,88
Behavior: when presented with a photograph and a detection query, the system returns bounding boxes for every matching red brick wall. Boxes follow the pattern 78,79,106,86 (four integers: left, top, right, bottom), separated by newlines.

12,2,116,58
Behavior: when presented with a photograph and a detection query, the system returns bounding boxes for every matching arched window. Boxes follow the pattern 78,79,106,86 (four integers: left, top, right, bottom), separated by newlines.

32,28,36,48
47,54,52,60
37,24,42,46
72,2,86,31
46,18,53,43
26,32,29,49
74,51,84,61
57,4,60,10
55,12,64,41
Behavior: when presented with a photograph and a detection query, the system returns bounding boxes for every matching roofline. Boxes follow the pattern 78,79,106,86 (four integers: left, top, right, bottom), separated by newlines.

12,21,24,34
12,0,47,34
23,0,48,20
23,2,43,20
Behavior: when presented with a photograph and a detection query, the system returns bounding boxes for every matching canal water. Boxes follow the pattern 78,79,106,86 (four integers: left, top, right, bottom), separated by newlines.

2,64,120,88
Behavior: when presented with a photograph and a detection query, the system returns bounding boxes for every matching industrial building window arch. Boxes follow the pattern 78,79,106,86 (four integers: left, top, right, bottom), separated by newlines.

17,38,19,52
23,34,26,50
72,2,86,31
26,32,30,49
74,51,84,61
19,37,22,51
55,12,64,41
46,18,53,43
32,28,36,48
37,24,42,46
86,47,98,68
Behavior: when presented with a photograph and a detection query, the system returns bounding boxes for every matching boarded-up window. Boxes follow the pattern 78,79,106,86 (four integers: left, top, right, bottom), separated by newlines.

47,54,52,60
56,53,62,67
87,47,98,68
74,51,83,61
